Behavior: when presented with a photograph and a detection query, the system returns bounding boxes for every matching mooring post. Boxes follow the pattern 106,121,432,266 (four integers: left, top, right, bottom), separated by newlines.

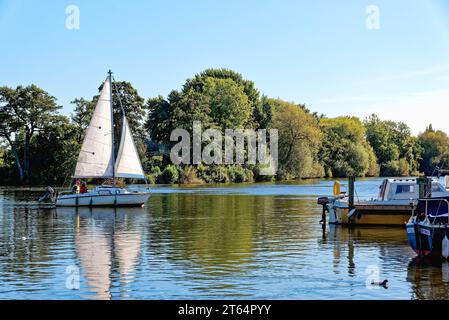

348,176,355,211
417,176,432,199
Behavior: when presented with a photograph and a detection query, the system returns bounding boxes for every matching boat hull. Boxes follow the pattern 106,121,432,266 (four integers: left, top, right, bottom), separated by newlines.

406,197,449,259
329,202,412,226
350,204,412,226
56,192,150,207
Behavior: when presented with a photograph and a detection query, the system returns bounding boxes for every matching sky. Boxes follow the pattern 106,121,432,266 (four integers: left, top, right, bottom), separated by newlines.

1,0,449,135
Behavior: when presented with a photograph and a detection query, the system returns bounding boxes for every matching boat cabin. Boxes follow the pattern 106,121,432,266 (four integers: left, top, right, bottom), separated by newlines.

377,178,449,201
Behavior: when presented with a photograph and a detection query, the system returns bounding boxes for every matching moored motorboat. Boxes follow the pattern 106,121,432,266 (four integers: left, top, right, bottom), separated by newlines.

318,177,449,226
55,71,150,207
406,197,449,259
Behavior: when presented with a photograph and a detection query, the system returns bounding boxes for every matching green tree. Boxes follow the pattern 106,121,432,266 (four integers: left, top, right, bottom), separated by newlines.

320,117,378,177
70,98,95,143
183,68,260,110
0,85,60,181
270,99,323,179
146,68,257,144
0,87,25,180
418,125,449,175
364,114,421,176
28,116,80,184
202,77,252,130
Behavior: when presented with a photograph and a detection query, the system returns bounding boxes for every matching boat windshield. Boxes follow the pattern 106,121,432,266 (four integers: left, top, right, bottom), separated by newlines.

431,182,446,193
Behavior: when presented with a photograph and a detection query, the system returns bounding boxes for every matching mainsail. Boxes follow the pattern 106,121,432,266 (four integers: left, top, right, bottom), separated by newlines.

115,116,145,179
74,77,114,178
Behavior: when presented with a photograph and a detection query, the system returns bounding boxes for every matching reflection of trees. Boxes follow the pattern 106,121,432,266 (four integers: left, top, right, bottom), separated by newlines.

148,194,257,274
0,202,63,283
407,259,449,300
147,194,317,275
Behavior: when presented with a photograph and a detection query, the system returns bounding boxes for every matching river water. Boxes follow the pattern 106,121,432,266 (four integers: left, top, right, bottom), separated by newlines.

0,178,448,300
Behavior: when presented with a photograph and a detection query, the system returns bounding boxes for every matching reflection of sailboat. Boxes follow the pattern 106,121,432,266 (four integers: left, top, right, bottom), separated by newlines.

114,224,142,290
58,207,144,299
75,216,112,300
56,71,150,207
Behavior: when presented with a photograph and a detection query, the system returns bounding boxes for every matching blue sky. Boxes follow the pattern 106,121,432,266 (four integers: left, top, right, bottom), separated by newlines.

1,0,449,134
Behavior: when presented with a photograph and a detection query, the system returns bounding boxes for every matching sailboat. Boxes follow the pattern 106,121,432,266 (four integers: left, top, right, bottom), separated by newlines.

55,71,150,207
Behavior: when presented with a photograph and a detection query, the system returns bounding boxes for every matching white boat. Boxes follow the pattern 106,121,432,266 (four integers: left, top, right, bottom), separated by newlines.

318,178,449,226
56,71,150,207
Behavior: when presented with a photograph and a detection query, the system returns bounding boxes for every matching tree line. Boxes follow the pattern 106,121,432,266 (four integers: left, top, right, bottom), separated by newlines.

1,68,448,185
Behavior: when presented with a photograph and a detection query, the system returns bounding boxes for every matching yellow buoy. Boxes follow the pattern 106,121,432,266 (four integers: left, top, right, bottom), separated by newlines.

333,181,341,196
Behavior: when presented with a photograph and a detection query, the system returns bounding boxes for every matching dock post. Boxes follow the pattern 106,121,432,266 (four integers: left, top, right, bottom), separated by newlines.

418,176,432,199
348,176,355,211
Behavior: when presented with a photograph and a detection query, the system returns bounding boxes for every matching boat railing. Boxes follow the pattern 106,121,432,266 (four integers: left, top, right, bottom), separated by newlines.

57,190,76,197
421,198,449,220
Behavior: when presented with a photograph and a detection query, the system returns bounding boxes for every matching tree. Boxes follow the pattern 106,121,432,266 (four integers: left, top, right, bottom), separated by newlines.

28,116,80,184
320,117,378,177
70,98,95,143
0,87,25,180
183,68,260,110
364,114,421,176
0,85,60,181
201,77,252,130
253,96,273,130
270,99,323,179
418,126,449,175
146,69,257,144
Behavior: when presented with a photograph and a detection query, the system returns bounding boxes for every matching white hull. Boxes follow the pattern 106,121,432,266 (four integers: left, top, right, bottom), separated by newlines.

56,186,150,207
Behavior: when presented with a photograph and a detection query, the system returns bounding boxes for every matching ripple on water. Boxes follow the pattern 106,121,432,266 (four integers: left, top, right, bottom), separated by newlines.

0,181,441,299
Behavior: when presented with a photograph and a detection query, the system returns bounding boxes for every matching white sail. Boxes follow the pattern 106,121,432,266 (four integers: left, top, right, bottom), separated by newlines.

74,77,114,178
115,116,145,179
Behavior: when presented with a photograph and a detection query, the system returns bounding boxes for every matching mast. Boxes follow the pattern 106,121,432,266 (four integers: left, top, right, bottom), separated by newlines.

108,70,116,187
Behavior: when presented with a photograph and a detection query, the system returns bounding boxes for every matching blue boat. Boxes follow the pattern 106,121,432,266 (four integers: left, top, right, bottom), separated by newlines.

406,197,449,259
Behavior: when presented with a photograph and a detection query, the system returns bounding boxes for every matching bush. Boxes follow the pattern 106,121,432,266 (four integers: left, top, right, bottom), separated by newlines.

196,165,229,183
228,166,253,183
158,165,179,184
276,169,294,181
382,159,410,177
325,167,333,178
253,164,275,182
145,174,157,184
208,166,230,183
307,162,325,179
196,164,212,183
179,166,204,184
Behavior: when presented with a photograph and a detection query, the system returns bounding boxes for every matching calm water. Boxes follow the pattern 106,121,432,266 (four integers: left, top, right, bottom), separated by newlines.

0,178,448,300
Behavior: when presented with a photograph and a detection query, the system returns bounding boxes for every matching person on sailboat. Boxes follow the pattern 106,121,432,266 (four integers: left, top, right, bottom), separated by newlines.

80,182,88,194
38,186,55,202
72,179,81,194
